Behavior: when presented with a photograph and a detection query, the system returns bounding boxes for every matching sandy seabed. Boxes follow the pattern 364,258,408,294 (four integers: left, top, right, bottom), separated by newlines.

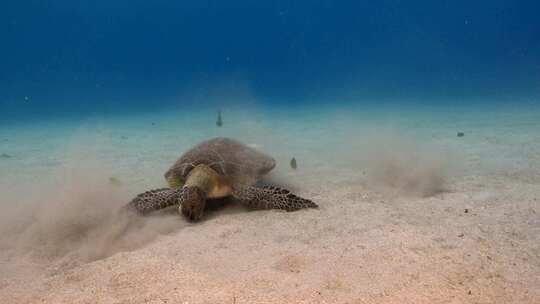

0,104,539,303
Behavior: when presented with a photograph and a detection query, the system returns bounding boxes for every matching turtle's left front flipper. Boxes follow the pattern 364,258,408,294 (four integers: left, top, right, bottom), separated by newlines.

125,188,183,215
232,186,318,211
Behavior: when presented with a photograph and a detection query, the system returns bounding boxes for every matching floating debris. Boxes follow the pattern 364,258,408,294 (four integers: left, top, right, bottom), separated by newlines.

109,177,123,187
457,132,465,137
216,110,223,127
290,157,297,170
0,153,12,159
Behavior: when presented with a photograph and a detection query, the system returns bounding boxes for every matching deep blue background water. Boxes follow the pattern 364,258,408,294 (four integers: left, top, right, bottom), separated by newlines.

1,0,539,120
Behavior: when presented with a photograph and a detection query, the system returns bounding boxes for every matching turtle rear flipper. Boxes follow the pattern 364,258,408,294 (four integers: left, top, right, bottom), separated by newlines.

232,186,318,211
126,188,183,215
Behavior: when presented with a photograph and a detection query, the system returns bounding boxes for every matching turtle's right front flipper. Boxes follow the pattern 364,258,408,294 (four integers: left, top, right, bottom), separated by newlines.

232,186,318,211
125,187,183,215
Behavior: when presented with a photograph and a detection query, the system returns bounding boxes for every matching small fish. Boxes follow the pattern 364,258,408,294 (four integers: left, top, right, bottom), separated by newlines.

216,110,223,127
290,157,297,170
0,153,12,159
457,132,465,137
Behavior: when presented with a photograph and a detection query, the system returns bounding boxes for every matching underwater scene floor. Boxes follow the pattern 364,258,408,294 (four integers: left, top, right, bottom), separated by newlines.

1,103,539,303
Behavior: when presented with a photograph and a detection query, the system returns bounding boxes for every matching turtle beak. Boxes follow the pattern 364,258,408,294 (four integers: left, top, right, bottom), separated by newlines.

180,198,206,221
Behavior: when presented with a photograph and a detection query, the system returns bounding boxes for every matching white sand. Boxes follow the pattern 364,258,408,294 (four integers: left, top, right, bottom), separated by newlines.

1,103,539,303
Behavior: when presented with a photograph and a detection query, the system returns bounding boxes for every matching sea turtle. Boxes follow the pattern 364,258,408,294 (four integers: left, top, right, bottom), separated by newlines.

126,137,317,221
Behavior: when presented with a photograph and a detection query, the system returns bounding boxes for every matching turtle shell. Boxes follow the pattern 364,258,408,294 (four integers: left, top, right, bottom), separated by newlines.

165,137,276,186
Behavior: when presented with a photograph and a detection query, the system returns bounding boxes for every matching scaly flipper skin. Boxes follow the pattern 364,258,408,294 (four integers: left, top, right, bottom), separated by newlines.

232,186,318,211
126,187,184,215
126,186,207,221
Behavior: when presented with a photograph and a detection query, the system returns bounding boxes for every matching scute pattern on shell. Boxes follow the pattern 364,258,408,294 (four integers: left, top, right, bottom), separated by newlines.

165,137,276,186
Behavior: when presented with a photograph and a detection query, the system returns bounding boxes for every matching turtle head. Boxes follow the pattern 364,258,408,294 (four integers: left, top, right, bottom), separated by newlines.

178,186,206,221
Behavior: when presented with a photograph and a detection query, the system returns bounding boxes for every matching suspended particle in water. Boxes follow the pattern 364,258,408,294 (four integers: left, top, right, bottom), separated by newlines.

290,157,297,170
109,177,123,187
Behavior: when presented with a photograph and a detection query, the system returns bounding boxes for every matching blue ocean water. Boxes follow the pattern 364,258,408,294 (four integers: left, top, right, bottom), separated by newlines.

1,1,539,123
3,3,540,300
